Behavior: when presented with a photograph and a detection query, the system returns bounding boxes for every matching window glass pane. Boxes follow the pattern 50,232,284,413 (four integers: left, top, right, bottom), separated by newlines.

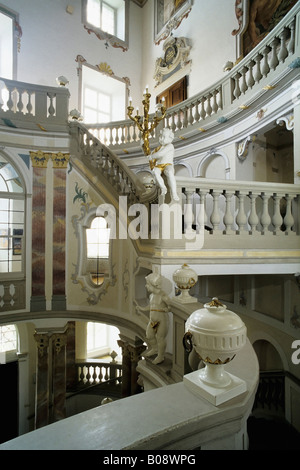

10,260,22,272
0,261,8,272
85,87,97,107
86,217,110,259
91,217,107,229
102,2,115,35
97,112,110,123
98,92,110,112
0,211,9,224
0,176,7,191
87,0,101,27
7,179,23,193
87,322,108,351
84,108,98,123
0,325,17,352
0,163,18,181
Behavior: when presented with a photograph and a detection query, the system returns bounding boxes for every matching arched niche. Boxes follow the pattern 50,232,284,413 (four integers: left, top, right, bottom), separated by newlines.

253,339,284,371
174,162,192,177
197,150,231,179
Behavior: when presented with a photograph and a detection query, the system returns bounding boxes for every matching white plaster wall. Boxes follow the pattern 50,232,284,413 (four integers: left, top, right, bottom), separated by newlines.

3,0,240,114
3,0,144,111
141,0,237,109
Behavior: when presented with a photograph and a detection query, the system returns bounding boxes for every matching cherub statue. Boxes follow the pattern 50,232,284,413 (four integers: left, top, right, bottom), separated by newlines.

148,128,179,201
144,272,170,365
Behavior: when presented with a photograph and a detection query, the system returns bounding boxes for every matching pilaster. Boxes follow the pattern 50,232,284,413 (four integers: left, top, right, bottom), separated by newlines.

52,333,67,421
118,338,146,397
33,333,50,429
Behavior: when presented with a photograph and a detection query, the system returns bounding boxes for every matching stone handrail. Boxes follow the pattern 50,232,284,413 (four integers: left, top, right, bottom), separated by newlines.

0,338,259,450
0,77,70,130
69,121,157,204
86,2,300,149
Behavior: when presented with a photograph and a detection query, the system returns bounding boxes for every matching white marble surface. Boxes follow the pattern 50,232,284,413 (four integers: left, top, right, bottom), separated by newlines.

0,339,258,450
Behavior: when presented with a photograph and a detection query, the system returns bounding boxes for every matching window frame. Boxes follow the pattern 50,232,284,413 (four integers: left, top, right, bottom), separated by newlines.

82,0,129,51
0,153,26,278
76,58,130,125
0,4,21,80
72,205,116,297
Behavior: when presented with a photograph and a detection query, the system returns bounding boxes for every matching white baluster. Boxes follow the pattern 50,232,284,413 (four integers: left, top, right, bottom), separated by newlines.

196,189,207,233
261,46,271,77
212,90,218,113
236,191,248,232
247,60,255,89
233,73,241,99
260,193,271,234
6,86,14,112
272,194,284,234
206,94,212,116
240,67,248,94
200,97,206,120
17,89,24,114
248,192,259,233
47,92,56,116
194,100,200,122
184,189,194,234
223,191,234,233
269,37,279,70
27,92,33,115
254,53,263,83
188,104,194,126
210,190,221,231
283,195,295,233
278,28,288,63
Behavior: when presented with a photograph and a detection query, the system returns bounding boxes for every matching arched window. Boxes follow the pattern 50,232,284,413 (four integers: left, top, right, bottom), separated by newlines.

0,154,25,274
86,216,110,286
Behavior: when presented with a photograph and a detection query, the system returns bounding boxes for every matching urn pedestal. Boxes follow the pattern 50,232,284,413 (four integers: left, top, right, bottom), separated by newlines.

183,298,247,405
173,264,198,303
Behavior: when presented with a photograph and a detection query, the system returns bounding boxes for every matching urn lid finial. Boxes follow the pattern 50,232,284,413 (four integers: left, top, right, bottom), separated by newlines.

208,297,224,308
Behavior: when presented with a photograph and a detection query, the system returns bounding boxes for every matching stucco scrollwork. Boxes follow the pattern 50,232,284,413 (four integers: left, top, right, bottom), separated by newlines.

154,36,192,86
71,192,117,306
237,135,256,160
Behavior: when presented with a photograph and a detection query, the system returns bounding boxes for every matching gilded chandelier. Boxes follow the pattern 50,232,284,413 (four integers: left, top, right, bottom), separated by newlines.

127,87,166,157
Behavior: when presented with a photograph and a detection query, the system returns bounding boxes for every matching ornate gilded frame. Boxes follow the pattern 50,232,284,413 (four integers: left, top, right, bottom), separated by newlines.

154,0,193,45
75,55,131,114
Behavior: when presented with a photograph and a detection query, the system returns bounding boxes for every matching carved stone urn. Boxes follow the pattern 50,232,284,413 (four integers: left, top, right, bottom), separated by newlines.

173,264,198,303
183,297,247,405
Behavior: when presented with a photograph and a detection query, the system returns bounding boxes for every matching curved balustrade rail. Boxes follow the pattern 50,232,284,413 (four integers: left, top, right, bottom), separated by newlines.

76,360,122,386
86,2,300,149
178,177,300,238
0,78,70,129
69,121,157,204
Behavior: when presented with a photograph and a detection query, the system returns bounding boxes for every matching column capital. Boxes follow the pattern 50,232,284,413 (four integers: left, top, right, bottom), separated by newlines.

52,333,67,354
34,333,49,357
